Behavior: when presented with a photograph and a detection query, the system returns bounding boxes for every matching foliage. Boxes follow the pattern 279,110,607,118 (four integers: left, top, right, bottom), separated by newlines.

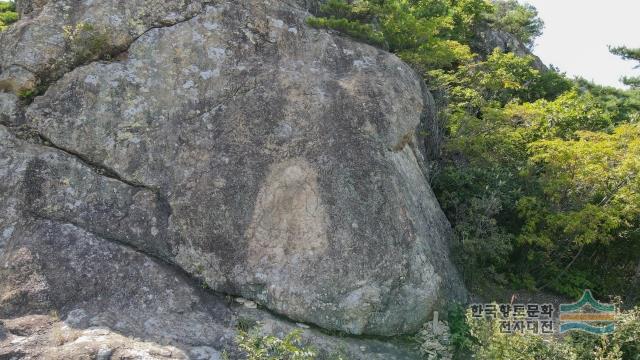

236,327,317,360
485,0,544,49
0,1,17,31
18,88,36,100
450,306,640,360
307,0,493,70
609,46,640,89
610,46,640,62
503,89,615,138
517,124,640,296
447,192,514,285
434,80,628,294
524,125,640,246
306,0,545,69
306,16,385,46
574,78,640,124
466,310,578,360
428,49,571,115
305,0,384,45
446,304,475,357
415,305,475,359
439,92,638,295
608,307,640,358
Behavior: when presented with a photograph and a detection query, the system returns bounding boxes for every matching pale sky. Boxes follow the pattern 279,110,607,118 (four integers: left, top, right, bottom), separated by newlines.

521,0,639,89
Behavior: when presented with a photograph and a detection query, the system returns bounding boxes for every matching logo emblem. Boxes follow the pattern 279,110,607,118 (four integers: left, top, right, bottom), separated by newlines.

559,290,615,334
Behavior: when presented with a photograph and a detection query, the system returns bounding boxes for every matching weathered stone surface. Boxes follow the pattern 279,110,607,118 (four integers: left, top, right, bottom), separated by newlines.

22,0,465,335
2,0,217,93
0,93,20,126
15,0,48,17
1,0,466,354
0,126,422,359
0,126,420,358
0,315,206,359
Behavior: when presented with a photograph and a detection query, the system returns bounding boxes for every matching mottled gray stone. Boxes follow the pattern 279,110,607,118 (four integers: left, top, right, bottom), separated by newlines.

2,0,217,93
0,124,422,358
0,93,20,126
0,65,38,94
1,0,466,355
15,0,48,17
23,0,465,336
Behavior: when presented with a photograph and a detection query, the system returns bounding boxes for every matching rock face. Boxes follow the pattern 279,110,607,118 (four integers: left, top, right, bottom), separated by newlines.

0,0,466,356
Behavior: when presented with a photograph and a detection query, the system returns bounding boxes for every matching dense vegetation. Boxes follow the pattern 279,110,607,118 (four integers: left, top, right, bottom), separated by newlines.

0,1,17,31
306,0,640,358
456,304,640,360
236,305,640,359
231,327,318,360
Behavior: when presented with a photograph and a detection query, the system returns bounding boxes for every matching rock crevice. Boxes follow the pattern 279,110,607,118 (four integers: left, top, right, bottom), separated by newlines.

32,129,158,191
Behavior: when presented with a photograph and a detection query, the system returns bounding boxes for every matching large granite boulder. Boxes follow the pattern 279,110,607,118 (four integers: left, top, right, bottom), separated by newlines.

0,0,466,354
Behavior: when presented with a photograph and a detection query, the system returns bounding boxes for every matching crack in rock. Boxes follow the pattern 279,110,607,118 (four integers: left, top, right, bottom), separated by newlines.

32,128,155,191
1,0,220,101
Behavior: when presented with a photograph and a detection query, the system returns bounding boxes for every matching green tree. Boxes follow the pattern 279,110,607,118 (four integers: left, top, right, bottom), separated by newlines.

487,0,544,49
518,124,640,296
609,46,640,88
435,86,622,294
575,78,640,123
307,0,493,70
429,49,570,115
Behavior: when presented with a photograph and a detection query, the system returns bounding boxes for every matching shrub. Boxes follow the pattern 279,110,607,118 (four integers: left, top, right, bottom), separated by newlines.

0,0,18,31
440,306,640,359
306,0,489,70
236,326,316,360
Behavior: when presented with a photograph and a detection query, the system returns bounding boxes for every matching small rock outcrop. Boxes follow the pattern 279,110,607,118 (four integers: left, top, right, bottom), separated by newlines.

472,27,547,70
1,0,466,356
